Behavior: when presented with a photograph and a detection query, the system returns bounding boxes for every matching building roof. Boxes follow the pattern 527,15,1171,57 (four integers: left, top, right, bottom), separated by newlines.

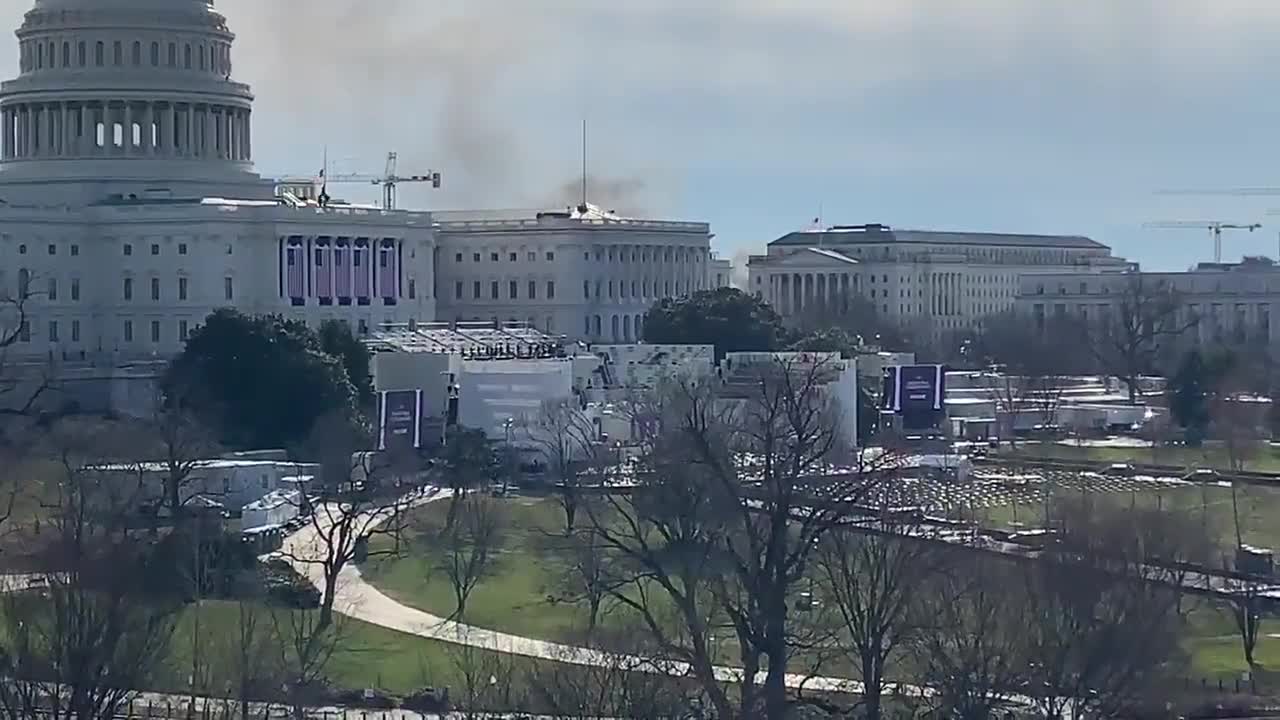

770,224,1106,250
366,322,563,357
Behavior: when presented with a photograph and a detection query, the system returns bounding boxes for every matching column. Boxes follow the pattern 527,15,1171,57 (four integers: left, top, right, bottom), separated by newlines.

243,109,251,160
123,103,133,155
205,105,214,158
167,103,177,157
3,109,10,159
140,102,151,154
78,103,89,156
60,101,70,155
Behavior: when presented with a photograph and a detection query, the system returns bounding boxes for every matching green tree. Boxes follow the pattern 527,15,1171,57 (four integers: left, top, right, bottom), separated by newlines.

164,309,356,450
318,319,375,408
1168,347,1238,446
787,326,860,357
642,288,788,360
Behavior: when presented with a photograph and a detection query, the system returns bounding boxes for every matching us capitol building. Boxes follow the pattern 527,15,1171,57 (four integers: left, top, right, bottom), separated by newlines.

0,0,719,405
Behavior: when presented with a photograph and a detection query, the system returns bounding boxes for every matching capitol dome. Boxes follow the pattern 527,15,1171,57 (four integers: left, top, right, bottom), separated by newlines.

0,0,258,184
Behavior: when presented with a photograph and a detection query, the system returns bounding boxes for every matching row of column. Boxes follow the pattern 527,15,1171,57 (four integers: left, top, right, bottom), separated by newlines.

1,101,251,161
768,272,854,316
931,272,962,317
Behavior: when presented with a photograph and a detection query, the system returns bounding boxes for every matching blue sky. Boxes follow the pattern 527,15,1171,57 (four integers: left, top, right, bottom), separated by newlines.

7,0,1280,270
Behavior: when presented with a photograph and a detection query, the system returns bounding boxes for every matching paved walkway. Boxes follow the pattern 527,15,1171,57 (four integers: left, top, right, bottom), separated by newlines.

276,489,875,696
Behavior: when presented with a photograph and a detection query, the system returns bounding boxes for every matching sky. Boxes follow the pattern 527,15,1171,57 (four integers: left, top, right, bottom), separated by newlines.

6,0,1280,270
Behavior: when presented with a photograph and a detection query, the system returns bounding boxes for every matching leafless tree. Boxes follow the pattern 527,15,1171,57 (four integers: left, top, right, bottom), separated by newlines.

1023,497,1195,720
433,494,506,620
148,384,222,525
523,633,692,719
438,426,496,529
586,355,890,720
443,634,519,719
0,450,177,720
912,552,1029,720
218,574,276,720
270,603,346,719
1082,274,1195,404
1224,581,1265,673
816,524,938,720
555,523,611,640
0,270,53,427
277,411,418,659
519,398,600,534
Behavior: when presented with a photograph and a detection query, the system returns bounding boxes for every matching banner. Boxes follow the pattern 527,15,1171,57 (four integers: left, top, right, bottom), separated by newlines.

883,364,945,431
378,389,423,450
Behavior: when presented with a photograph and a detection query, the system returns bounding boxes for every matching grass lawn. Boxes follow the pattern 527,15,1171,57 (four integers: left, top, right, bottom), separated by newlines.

147,598,601,702
361,495,610,646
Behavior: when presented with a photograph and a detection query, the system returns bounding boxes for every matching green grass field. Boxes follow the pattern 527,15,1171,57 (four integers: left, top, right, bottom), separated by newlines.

362,494,1280,691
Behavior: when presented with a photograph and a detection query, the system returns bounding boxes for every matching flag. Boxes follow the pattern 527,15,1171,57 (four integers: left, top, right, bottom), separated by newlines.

286,245,303,299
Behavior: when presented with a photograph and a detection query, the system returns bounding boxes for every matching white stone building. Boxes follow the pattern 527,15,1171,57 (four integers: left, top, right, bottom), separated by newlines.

0,0,716,412
747,223,1127,335
1013,257,1280,347
434,204,713,344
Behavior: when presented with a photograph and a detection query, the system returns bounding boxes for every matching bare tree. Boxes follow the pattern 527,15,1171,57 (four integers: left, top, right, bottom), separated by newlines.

433,494,506,620
557,525,611,640
0,270,53,426
0,451,177,720
443,634,519,719
913,552,1029,720
1023,498,1194,720
586,356,890,720
816,524,937,720
277,411,418,653
270,603,346,719
1224,581,1265,673
523,633,692,719
972,311,1083,445
519,398,600,534
149,384,221,525
218,574,276,720
438,426,496,529
1082,274,1195,404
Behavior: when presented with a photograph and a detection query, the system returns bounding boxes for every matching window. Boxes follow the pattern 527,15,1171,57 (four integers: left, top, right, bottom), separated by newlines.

123,277,133,300
123,243,132,256
509,252,517,262
472,252,480,262
472,281,481,299
48,321,57,342
184,44,191,69
178,320,188,340
490,252,499,262
224,276,233,300
123,320,133,342
151,320,160,343
18,244,25,255
528,280,537,299
546,251,555,261
490,281,499,300
71,320,80,342
178,243,187,255
408,279,416,299
78,41,86,66
47,278,56,301
455,252,462,263
70,244,78,256
199,45,206,70
527,251,536,261
178,277,188,300
150,42,159,66
47,244,55,255
168,43,176,67
150,277,160,300
546,281,555,299
131,41,141,65
509,280,518,299
70,279,79,301
455,281,463,299
113,41,122,65
62,41,69,67
608,280,615,298
583,280,590,299
151,243,159,256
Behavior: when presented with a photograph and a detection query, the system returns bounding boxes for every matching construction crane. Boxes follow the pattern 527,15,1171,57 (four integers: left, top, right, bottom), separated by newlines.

322,152,441,210
1144,221,1261,264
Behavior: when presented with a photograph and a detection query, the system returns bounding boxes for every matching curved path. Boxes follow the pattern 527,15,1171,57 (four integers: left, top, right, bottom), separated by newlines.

276,489,876,697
